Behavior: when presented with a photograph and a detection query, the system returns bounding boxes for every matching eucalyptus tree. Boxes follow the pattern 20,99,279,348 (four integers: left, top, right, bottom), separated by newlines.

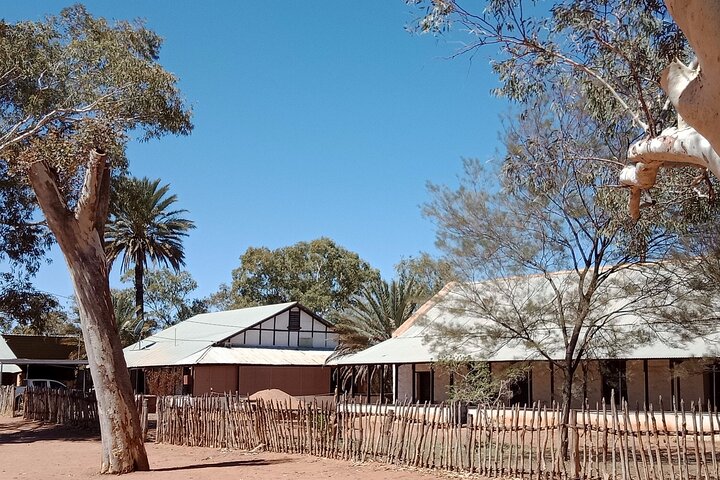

124,267,206,330
214,238,379,317
0,7,192,473
408,0,720,221
105,177,195,326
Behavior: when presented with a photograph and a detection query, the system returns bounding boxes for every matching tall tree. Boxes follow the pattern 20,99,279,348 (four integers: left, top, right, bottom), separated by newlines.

0,6,192,473
407,0,720,220
213,238,379,317
424,89,703,456
105,177,195,326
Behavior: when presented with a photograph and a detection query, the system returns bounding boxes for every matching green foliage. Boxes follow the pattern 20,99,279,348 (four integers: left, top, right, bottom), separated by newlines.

0,4,192,175
333,273,426,357
111,288,146,347
105,175,195,323
0,281,61,334
214,238,379,316
122,268,207,330
106,177,195,274
408,1,687,138
395,253,453,298
443,361,529,405
0,164,56,333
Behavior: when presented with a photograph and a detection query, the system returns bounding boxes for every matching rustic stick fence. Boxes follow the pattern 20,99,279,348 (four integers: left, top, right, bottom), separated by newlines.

9,387,720,480
20,388,150,436
155,394,720,480
22,387,99,428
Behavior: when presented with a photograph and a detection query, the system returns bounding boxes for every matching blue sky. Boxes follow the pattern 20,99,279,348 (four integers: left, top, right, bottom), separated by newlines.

5,2,506,302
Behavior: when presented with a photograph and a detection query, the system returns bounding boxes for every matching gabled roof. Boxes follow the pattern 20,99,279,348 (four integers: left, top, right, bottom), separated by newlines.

333,267,720,366
0,335,21,373
124,301,328,368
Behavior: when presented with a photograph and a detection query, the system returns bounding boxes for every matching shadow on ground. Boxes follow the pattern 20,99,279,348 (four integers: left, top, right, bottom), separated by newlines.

152,458,295,472
0,418,99,443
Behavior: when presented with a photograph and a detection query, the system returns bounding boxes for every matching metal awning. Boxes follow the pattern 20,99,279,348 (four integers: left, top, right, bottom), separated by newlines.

0,358,88,366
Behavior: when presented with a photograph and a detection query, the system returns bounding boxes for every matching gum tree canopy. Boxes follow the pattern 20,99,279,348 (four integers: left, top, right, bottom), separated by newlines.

0,6,192,474
410,0,720,220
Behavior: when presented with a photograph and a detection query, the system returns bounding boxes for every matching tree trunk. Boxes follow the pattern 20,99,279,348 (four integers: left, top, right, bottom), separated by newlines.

134,257,144,325
559,364,575,460
27,154,149,474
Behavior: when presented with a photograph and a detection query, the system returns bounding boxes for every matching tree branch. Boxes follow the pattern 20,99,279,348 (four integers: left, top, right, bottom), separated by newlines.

26,160,73,235
75,149,108,235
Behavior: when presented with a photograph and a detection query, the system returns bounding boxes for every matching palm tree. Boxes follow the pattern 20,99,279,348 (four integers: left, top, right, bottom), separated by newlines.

105,177,195,326
332,274,427,397
334,274,425,356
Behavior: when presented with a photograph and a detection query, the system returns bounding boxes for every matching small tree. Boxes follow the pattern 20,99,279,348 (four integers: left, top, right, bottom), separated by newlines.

424,90,703,456
0,7,192,473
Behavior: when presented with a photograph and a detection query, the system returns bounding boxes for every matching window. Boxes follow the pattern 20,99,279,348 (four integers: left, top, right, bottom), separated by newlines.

509,371,532,406
288,310,301,331
704,363,720,409
416,371,432,403
600,359,627,404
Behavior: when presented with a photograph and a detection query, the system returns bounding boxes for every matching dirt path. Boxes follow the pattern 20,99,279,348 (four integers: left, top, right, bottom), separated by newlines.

0,416,443,480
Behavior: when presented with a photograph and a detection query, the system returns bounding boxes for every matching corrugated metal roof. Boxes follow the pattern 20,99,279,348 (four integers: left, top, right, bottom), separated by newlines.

0,336,21,373
333,267,720,365
124,302,311,368
2,334,80,360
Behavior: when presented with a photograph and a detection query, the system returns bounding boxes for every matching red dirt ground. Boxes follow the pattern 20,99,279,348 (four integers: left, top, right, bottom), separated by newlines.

0,416,444,480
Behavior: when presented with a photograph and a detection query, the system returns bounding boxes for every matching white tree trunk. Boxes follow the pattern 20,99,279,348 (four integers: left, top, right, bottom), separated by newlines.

26,152,149,474
621,0,720,218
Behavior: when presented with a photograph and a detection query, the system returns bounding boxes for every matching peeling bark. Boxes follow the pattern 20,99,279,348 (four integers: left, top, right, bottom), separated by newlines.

26,152,149,474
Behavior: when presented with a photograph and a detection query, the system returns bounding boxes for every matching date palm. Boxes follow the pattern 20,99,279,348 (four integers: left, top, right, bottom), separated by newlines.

334,274,425,356
105,177,195,325
332,274,426,396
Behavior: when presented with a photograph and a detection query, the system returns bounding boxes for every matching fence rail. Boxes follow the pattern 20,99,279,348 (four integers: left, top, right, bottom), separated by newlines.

20,388,150,435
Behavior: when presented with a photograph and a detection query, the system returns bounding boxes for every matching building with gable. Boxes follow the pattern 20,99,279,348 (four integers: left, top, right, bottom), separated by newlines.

124,301,338,396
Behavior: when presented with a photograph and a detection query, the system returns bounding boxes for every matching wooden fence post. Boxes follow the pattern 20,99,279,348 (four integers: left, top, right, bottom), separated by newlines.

570,409,581,480
141,396,149,441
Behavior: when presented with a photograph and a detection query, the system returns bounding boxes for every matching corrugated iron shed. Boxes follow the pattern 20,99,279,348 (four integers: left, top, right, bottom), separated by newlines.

0,335,21,373
124,302,331,368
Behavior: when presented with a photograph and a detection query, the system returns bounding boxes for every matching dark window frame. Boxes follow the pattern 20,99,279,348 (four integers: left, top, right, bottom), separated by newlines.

288,309,301,331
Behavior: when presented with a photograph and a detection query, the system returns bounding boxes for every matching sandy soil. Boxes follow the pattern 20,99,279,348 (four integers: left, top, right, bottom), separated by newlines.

0,416,443,480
